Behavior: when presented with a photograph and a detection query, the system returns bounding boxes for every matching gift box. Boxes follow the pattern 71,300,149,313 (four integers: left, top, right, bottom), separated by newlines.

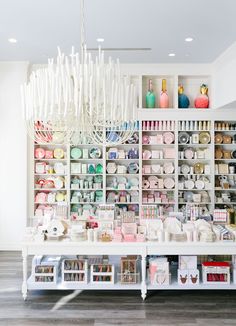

143,165,151,174
163,148,175,159
178,269,188,285
178,269,199,285
202,262,230,284
151,150,160,158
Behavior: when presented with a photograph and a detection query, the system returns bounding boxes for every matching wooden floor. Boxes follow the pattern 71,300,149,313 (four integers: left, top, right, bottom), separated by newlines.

0,252,236,326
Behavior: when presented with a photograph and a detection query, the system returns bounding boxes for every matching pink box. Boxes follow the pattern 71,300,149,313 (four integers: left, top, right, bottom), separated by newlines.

114,227,122,234
122,223,137,235
143,165,151,174
112,234,123,242
164,148,175,159
136,234,146,242
143,196,148,203
123,234,136,242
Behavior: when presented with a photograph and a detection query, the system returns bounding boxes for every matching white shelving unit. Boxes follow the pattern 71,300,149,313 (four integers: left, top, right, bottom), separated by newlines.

31,118,236,221
27,71,236,300
214,121,236,209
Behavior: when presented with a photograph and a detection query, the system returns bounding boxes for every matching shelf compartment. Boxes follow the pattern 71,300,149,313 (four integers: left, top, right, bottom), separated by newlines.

178,75,211,109
142,75,174,109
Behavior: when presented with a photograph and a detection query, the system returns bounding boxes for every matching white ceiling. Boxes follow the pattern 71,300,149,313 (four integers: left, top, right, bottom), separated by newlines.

0,0,236,64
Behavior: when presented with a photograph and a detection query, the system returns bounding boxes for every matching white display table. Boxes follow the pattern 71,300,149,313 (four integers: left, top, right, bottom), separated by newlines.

22,241,236,300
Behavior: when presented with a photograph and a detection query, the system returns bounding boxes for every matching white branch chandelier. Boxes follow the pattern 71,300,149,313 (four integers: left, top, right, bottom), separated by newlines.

21,0,137,145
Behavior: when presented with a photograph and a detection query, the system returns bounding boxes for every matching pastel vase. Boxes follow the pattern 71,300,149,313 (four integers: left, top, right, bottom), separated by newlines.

178,85,190,108
146,79,156,108
160,79,169,108
194,84,209,109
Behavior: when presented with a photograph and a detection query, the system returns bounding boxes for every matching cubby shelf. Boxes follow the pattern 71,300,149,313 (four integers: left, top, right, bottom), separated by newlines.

32,118,236,219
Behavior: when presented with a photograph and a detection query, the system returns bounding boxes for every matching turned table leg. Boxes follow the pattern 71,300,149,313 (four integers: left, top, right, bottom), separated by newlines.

22,249,28,301
141,254,147,300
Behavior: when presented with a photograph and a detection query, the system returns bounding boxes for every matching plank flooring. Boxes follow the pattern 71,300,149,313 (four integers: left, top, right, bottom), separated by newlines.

0,251,236,325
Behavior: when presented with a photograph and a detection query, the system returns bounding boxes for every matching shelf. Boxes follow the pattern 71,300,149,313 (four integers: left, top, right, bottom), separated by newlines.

34,202,66,205
106,188,139,191
147,282,236,290
215,174,236,176
178,144,211,147
71,188,103,191
142,144,175,147
142,188,175,191
215,159,236,161
70,159,103,161
142,159,174,161
178,129,211,132
34,173,67,176
215,202,236,204
70,144,101,147
106,173,139,176
34,158,67,161
71,174,103,176
214,144,236,146
179,174,211,176
181,189,211,191
106,144,139,147
179,159,210,161
142,202,174,205
70,202,102,204
34,188,67,191
143,174,175,176
106,159,139,161
142,130,175,133
107,202,139,205
215,188,236,191
27,276,141,291
178,202,212,205
214,130,236,132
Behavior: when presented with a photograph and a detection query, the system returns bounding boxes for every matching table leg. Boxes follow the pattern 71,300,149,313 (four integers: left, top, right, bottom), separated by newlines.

141,254,147,300
22,249,28,301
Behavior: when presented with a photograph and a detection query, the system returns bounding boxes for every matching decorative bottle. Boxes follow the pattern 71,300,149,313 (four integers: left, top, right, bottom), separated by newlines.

146,79,156,108
160,79,169,108
178,85,190,109
194,84,209,109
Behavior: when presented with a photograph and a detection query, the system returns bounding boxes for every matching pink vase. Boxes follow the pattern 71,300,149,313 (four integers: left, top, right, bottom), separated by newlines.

194,84,209,109
160,79,169,108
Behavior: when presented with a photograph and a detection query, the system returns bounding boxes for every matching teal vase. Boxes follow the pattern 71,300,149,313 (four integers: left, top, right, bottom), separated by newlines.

146,79,156,108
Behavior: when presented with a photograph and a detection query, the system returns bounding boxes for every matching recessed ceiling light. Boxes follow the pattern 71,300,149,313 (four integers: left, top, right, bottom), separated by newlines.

96,38,104,42
8,38,17,43
168,53,175,57
185,37,193,42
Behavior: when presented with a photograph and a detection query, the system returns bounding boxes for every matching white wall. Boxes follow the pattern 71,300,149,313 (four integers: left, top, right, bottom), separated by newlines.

0,62,29,250
213,42,236,109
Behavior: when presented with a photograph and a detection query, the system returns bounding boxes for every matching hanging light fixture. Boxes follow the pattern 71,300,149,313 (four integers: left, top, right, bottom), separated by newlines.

21,0,137,145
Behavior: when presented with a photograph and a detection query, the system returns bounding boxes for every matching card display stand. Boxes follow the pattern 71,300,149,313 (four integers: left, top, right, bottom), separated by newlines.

62,259,88,284
91,264,115,284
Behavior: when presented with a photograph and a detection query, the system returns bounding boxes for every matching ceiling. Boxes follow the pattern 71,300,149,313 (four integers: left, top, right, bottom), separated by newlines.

0,0,236,64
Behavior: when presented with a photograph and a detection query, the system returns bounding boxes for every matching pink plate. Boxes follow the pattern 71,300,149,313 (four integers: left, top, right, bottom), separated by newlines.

35,148,45,159
142,150,152,160
163,132,175,144
142,135,150,145
184,148,194,159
